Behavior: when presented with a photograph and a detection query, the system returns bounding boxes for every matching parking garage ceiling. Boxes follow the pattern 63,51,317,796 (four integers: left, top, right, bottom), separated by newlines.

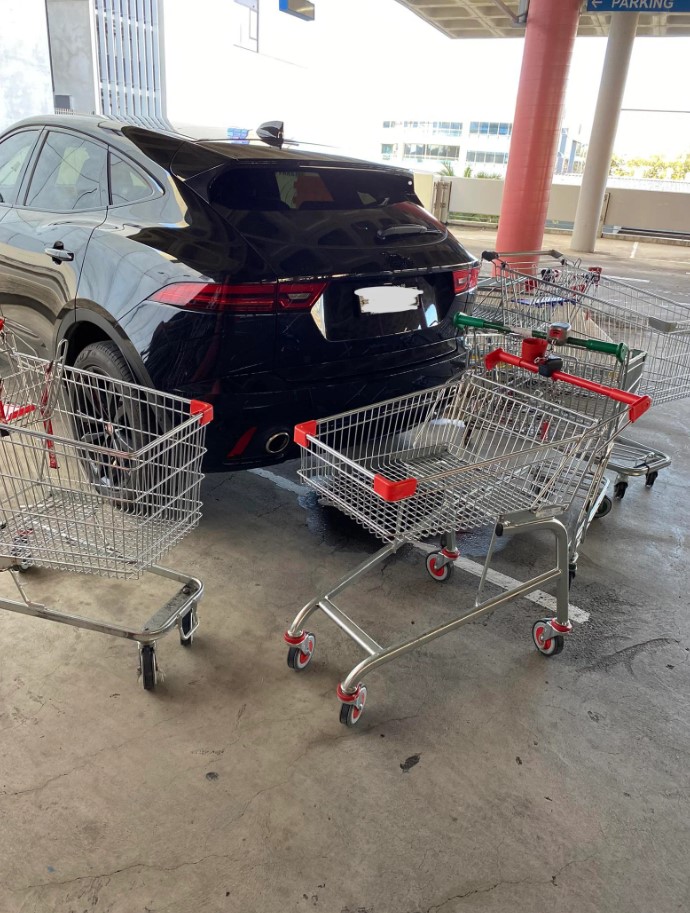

394,1,690,38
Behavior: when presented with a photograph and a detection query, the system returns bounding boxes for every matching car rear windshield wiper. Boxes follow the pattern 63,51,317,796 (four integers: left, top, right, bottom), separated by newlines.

376,225,443,241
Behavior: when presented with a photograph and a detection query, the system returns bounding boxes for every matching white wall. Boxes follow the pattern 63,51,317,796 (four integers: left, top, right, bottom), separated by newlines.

46,0,99,115
0,0,54,132
447,177,690,235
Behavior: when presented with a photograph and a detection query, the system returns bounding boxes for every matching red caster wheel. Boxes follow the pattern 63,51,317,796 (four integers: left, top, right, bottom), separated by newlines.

426,552,454,582
338,683,367,727
286,632,315,671
532,619,565,657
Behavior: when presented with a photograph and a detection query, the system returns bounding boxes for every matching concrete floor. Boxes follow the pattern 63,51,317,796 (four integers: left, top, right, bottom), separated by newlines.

1,233,689,913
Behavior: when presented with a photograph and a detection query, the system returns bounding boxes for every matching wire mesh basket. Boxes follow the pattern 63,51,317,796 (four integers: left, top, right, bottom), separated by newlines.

474,251,690,405
296,372,637,545
0,348,212,578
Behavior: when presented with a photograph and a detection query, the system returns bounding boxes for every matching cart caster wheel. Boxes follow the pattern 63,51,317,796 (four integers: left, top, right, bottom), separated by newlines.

594,495,612,519
645,470,659,488
532,620,565,657
287,633,315,671
179,609,195,647
426,552,454,582
139,644,158,691
614,480,628,500
338,684,367,727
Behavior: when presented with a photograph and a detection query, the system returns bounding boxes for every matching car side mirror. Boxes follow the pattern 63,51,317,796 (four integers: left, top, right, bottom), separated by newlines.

256,121,284,149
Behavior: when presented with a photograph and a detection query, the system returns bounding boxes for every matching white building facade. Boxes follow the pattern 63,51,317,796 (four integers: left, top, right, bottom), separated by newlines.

379,118,587,178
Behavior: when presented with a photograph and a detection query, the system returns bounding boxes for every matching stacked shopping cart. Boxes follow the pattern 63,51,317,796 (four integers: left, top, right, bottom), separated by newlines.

469,249,689,498
0,321,212,690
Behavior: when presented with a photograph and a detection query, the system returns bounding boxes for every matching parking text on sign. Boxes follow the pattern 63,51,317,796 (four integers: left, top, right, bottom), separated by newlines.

588,0,689,9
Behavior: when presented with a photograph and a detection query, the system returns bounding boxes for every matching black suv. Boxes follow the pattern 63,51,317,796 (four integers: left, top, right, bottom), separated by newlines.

0,116,478,469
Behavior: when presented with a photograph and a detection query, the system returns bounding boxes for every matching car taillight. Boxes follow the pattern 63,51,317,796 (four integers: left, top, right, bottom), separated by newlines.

452,265,480,295
149,281,328,313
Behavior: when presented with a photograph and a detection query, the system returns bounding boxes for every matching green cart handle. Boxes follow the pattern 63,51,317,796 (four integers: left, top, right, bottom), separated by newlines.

453,313,628,364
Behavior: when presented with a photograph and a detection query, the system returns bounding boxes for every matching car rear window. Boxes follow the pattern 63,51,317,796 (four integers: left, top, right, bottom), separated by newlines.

208,166,417,212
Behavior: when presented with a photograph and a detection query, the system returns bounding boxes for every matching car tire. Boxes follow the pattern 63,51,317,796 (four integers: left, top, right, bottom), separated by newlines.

71,341,151,498
74,340,137,384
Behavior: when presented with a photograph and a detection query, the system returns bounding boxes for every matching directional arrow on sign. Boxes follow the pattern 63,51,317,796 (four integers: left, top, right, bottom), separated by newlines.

587,0,690,11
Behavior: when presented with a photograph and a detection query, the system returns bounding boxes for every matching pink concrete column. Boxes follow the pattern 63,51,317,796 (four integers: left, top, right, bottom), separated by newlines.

495,0,582,255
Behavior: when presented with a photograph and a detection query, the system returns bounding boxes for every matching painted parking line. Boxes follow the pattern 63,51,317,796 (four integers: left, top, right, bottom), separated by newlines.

251,469,590,625
250,466,304,495
414,542,589,624
630,241,639,259
606,274,649,283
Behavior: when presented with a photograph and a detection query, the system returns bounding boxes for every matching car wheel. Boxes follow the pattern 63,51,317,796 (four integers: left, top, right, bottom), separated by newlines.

74,340,136,386
71,341,150,497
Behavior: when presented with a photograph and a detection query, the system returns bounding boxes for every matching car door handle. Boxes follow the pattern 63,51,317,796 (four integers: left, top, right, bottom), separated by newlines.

45,245,74,263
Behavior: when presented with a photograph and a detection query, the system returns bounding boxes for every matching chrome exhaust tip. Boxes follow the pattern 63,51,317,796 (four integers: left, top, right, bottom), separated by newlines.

265,431,291,455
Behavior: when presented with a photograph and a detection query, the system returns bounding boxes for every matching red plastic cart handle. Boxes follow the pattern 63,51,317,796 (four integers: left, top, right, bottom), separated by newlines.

190,400,214,426
484,348,651,423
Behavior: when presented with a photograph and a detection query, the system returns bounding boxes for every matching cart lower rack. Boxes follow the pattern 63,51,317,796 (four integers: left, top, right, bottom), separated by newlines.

0,325,212,690
284,360,650,726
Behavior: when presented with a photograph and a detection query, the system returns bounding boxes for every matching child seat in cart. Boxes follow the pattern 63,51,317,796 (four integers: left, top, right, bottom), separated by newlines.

284,350,650,726
0,322,212,690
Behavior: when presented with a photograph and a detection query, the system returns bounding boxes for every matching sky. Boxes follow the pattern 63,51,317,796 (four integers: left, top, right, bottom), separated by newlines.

298,0,690,160
164,0,690,161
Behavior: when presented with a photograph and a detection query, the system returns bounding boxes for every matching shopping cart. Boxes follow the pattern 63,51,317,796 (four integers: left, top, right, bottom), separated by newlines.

476,249,690,404
453,313,669,534
284,358,650,725
471,250,682,497
0,321,212,690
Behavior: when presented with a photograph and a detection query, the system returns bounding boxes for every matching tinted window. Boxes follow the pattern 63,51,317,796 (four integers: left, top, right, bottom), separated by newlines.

209,167,416,212
25,131,107,211
109,154,154,204
0,131,39,204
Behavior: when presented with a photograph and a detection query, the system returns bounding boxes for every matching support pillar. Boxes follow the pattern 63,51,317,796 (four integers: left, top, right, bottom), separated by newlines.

571,13,639,252
495,0,581,255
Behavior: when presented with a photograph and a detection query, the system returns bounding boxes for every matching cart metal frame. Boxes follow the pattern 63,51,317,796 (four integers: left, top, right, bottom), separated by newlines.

0,324,212,689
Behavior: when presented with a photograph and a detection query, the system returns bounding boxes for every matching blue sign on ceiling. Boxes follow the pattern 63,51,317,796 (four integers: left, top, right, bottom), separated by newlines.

279,0,315,21
587,0,690,11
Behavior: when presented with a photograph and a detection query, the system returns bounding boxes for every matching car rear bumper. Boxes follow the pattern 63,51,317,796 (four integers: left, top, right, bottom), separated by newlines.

194,344,468,471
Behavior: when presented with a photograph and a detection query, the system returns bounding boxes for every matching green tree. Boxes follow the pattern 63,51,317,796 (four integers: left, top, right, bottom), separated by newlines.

438,160,456,176
609,155,632,177
670,154,690,181
642,155,669,179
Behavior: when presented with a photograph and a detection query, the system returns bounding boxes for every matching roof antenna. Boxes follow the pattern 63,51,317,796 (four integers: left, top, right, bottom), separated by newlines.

256,120,284,149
